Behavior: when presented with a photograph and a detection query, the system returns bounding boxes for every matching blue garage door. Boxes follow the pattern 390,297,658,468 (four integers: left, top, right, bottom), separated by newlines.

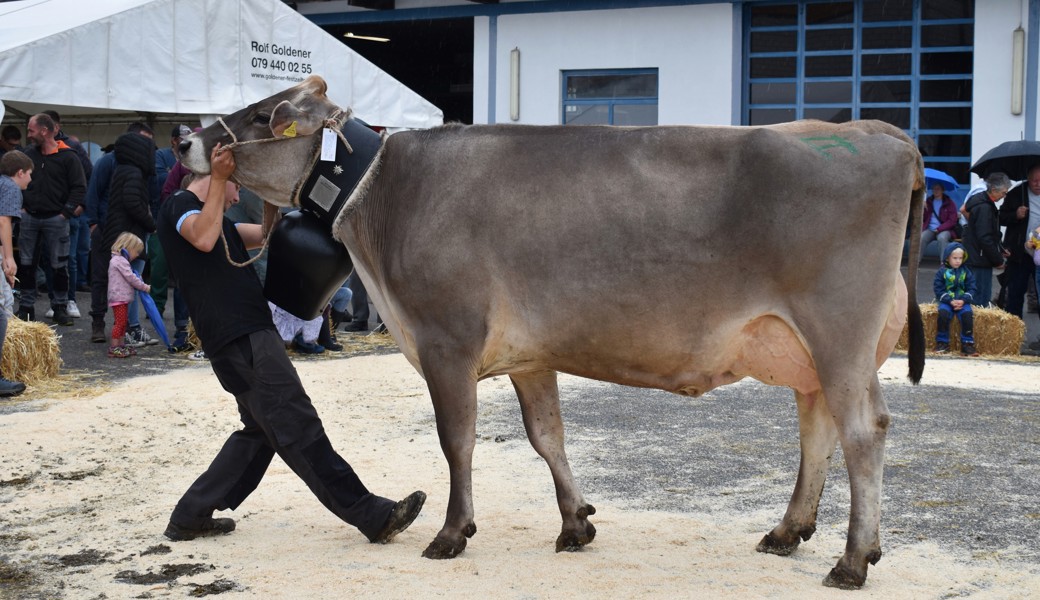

743,0,974,183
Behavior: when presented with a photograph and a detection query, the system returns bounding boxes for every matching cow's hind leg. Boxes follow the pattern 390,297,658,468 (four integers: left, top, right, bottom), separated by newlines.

510,371,596,552
821,374,889,589
757,389,837,556
420,353,479,560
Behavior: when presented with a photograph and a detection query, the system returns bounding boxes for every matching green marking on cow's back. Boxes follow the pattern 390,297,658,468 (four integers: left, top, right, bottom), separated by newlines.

800,135,859,159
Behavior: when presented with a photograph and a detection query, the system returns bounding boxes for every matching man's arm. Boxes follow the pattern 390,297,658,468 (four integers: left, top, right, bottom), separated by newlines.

0,215,15,286
178,144,235,252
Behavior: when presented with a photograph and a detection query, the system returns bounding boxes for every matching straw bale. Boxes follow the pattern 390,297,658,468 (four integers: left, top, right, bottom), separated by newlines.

896,303,1025,356
2,318,62,384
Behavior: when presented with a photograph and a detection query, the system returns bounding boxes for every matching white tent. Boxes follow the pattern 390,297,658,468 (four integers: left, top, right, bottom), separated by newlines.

0,0,443,134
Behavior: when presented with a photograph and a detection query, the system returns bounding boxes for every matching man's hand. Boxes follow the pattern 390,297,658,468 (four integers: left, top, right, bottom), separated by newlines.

211,143,236,181
1017,206,1029,220
2,256,16,286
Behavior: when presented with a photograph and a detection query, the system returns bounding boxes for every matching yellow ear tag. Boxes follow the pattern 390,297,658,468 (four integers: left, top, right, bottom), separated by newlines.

282,121,298,138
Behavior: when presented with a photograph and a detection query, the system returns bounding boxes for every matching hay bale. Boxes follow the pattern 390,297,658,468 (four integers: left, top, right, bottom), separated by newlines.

3,318,62,384
896,303,1025,356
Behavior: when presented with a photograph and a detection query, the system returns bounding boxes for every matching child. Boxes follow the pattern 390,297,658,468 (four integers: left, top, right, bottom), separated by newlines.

933,242,978,356
107,232,151,358
0,151,32,395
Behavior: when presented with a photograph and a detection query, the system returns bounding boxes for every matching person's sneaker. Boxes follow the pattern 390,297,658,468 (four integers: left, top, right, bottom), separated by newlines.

961,343,979,357
0,377,26,397
292,334,325,354
125,328,157,347
67,300,81,318
369,491,426,544
163,517,236,541
188,350,208,361
108,346,132,358
44,307,54,318
91,320,106,343
51,305,73,326
934,342,950,354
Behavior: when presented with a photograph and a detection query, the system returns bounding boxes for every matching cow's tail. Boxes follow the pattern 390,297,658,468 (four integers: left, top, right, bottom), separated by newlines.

905,158,926,384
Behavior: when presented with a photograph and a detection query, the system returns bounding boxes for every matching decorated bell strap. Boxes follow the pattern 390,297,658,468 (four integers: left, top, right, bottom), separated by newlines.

298,118,383,227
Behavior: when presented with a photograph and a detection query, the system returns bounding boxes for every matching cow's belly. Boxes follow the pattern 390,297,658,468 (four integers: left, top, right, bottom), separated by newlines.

478,314,822,398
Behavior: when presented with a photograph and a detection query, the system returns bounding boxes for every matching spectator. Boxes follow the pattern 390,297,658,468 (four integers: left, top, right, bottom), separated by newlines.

106,232,150,359
16,113,85,325
0,125,23,158
998,165,1040,318
102,131,158,348
157,144,425,544
86,122,153,342
269,301,325,354
960,172,1011,307
148,124,191,316
0,150,32,396
40,112,92,315
933,243,978,356
919,183,959,265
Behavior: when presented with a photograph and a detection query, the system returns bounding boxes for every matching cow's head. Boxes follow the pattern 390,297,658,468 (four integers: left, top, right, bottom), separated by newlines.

179,75,343,207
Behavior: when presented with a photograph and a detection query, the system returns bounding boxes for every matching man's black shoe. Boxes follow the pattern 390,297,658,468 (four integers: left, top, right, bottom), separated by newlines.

163,517,236,541
342,320,369,332
370,491,426,544
91,320,106,343
52,305,73,326
16,306,33,322
0,377,26,397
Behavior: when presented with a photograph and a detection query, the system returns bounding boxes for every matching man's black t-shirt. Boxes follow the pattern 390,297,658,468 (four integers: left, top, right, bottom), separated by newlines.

157,189,273,354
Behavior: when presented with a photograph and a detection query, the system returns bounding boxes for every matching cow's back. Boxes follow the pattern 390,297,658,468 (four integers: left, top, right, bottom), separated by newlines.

341,120,919,391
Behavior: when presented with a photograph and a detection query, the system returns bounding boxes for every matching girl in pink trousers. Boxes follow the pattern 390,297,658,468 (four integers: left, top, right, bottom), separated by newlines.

108,232,151,358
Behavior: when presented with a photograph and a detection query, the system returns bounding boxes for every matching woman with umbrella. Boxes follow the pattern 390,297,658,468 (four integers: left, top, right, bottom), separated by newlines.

918,168,960,265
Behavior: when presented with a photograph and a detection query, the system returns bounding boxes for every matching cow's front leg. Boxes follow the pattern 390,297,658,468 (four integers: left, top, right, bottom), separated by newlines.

420,355,479,559
758,389,836,556
510,371,596,552
822,374,889,589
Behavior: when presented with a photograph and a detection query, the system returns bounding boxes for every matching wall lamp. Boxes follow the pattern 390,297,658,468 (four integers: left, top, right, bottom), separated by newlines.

1012,26,1025,115
509,47,520,121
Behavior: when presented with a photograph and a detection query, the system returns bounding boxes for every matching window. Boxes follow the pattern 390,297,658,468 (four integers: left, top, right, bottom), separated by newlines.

562,69,658,126
744,0,974,183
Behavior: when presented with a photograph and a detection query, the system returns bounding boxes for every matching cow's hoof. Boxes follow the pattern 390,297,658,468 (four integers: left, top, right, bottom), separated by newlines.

756,531,800,556
822,564,867,590
555,521,596,552
422,535,467,560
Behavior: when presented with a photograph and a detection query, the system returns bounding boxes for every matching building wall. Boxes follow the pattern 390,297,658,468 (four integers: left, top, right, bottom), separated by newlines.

474,4,737,126
972,0,1035,167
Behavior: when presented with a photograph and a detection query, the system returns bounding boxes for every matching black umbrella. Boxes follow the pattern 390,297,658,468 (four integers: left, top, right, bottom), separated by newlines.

970,140,1040,180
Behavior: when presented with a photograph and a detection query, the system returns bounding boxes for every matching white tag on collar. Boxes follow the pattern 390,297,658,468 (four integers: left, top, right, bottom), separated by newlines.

320,128,337,161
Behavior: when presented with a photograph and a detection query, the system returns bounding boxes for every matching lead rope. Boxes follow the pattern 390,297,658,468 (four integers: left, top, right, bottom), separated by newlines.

212,108,354,268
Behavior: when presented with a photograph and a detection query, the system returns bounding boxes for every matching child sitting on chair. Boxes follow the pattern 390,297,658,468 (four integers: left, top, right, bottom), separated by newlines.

108,232,151,358
933,242,978,357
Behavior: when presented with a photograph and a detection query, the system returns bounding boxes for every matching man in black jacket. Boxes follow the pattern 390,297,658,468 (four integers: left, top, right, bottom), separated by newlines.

16,113,86,325
998,165,1040,318
961,172,1011,307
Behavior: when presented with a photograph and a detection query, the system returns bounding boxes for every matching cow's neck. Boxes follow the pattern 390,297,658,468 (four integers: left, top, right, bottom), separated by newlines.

295,118,385,229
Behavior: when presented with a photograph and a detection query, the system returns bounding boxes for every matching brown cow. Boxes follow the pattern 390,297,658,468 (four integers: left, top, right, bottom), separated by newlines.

179,75,925,589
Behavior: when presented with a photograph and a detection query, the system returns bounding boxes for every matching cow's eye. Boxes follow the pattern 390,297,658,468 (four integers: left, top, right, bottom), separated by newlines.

253,113,271,126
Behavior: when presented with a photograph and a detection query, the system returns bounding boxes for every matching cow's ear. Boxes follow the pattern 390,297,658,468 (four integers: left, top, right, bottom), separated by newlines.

270,100,325,138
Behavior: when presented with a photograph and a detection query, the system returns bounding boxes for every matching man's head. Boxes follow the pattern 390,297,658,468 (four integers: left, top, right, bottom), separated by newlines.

0,150,33,190
26,114,57,147
171,124,192,156
1027,165,1040,196
126,121,155,138
0,125,21,151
